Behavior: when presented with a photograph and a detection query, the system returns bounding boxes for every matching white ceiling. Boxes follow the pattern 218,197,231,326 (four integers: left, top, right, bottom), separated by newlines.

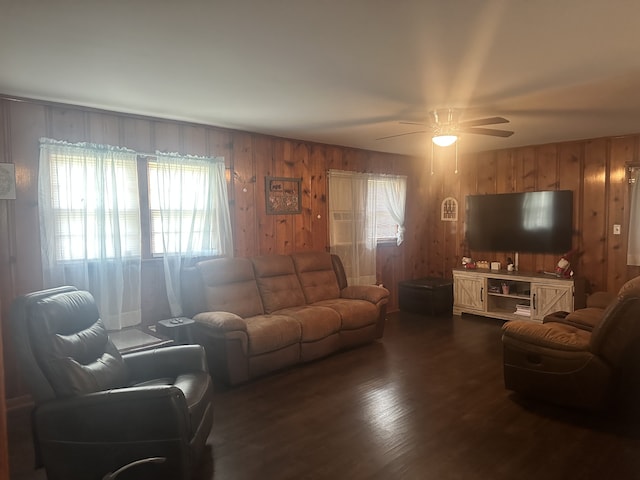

2,0,640,156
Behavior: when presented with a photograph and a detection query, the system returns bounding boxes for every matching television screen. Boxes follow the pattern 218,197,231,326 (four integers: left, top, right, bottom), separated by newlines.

465,190,573,254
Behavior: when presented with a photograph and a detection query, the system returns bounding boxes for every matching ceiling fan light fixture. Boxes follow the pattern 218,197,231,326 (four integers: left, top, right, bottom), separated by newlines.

432,134,458,147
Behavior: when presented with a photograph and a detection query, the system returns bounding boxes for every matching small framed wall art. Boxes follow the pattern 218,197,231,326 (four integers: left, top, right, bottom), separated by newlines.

265,176,302,214
441,196,458,221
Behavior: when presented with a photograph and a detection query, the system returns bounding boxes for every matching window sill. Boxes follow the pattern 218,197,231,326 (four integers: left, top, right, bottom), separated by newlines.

376,240,399,247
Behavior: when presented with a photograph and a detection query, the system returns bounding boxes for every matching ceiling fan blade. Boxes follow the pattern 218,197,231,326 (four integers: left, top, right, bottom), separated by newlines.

459,116,510,128
399,121,427,126
376,130,426,140
459,127,514,137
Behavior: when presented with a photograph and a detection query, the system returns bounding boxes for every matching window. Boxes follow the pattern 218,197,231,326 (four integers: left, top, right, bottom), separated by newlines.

148,158,224,256
628,166,640,265
328,170,406,285
372,178,401,242
39,139,142,330
329,175,406,245
330,211,365,246
39,138,233,325
41,144,232,261
147,152,233,316
47,149,140,261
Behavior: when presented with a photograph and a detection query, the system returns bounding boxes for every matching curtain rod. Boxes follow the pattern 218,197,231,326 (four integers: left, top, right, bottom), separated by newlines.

39,137,223,163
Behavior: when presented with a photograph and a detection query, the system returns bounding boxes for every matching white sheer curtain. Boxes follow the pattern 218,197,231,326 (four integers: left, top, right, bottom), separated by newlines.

328,170,378,285
381,175,407,246
150,152,233,316
38,138,142,330
628,169,640,265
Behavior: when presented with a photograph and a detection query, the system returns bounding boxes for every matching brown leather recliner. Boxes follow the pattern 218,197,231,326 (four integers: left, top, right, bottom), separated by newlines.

9,286,214,480
501,276,640,410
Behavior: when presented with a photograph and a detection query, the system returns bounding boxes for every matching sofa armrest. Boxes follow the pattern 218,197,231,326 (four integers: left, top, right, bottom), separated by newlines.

123,344,208,381
341,285,389,304
35,385,191,442
542,310,570,323
586,291,615,309
193,311,247,332
191,311,250,385
544,308,604,332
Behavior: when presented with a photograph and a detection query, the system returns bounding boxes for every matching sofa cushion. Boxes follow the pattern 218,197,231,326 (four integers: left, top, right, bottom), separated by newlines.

275,306,341,342
313,299,378,330
292,252,340,303
47,347,128,397
197,257,264,318
591,291,640,366
586,291,615,309
29,291,129,397
245,314,302,355
252,255,307,313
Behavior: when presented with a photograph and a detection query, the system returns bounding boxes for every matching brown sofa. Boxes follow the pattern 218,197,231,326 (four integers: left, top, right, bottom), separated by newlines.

181,251,389,385
501,275,640,410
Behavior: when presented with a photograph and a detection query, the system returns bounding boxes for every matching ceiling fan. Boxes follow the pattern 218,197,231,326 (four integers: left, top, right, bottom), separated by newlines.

378,108,515,146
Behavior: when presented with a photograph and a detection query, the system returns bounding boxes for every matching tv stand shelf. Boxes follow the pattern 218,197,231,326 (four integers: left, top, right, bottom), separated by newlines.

452,268,585,322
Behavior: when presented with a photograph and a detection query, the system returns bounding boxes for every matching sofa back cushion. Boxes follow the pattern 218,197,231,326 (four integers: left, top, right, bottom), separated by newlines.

252,255,306,313
29,290,128,397
292,252,341,304
591,275,640,366
196,257,264,318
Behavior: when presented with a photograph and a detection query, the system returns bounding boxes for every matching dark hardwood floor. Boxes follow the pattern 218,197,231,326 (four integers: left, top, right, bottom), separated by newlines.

9,311,640,479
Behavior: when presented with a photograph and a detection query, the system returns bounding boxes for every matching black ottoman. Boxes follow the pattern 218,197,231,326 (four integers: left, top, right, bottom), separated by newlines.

398,277,454,316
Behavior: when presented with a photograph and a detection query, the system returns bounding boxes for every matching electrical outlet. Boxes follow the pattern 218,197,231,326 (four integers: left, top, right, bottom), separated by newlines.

613,224,621,235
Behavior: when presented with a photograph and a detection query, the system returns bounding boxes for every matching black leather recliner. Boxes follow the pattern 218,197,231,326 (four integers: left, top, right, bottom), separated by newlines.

10,286,214,480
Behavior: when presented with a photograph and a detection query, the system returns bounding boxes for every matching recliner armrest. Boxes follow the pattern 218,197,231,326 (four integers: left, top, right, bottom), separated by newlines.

193,311,247,332
340,285,389,304
544,308,603,332
35,385,191,442
123,344,208,381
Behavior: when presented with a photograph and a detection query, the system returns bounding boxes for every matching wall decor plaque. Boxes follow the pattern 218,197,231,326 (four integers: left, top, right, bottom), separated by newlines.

265,176,302,214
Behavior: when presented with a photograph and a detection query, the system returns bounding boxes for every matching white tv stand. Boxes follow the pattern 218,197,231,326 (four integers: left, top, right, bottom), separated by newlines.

452,268,585,322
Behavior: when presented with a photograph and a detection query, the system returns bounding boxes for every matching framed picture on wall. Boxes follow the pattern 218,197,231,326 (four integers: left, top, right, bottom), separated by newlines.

265,176,302,214
441,197,458,221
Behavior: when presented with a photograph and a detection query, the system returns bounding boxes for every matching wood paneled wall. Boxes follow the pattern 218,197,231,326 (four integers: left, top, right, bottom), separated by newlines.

1,95,639,403
420,136,640,293
0,97,412,401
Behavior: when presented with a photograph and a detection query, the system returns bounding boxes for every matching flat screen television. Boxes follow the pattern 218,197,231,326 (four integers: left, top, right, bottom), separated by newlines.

465,190,573,254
